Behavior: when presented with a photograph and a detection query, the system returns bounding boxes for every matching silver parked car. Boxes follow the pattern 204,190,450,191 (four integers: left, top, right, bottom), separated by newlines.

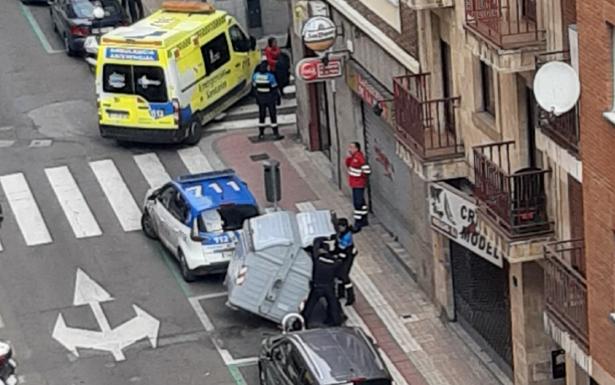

225,210,336,324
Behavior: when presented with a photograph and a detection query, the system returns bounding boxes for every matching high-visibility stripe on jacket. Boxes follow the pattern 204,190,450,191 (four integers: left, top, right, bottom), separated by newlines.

345,151,370,188
252,72,277,93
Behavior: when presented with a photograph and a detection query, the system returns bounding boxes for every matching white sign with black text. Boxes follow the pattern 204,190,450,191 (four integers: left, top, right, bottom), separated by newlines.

428,182,505,268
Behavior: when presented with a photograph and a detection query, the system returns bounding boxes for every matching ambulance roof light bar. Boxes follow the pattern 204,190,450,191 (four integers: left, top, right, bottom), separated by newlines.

161,1,215,13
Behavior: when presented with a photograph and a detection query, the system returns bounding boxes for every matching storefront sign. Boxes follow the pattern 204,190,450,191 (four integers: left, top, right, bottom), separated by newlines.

295,56,343,82
302,16,337,52
346,62,395,128
428,182,505,268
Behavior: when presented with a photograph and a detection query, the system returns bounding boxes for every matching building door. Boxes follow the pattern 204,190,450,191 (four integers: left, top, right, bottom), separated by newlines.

246,0,262,33
450,242,513,375
316,82,331,157
361,101,413,250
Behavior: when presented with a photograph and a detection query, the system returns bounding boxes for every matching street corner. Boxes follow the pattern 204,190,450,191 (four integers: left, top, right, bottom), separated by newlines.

211,131,317,211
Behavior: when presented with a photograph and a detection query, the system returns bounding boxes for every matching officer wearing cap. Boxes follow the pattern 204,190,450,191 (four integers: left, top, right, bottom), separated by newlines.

302,236,343,327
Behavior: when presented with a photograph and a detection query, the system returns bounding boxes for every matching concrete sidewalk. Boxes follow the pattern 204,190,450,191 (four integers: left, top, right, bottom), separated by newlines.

204,126,508,385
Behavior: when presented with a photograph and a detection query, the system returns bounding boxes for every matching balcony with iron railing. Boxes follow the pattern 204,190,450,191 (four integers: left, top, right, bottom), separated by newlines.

544,239,588,351
464,0,545,50
473,141,552,238
393,73,464,161
535,51,580,157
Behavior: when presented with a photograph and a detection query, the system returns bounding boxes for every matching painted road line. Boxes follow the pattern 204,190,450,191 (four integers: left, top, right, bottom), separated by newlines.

89,160,142,232
177,147,213,174
0,311,4,328
19,4,64,55
295,201,316,212
134,153,171,189
0,173,52,246
207,114,296,133
45,166,102,239
188,297,215,332
192,292,227,301
228,356,259,367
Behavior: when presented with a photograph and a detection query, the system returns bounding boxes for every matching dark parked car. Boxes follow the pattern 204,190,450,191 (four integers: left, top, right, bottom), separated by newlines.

258,327,393,385
49,0,127,56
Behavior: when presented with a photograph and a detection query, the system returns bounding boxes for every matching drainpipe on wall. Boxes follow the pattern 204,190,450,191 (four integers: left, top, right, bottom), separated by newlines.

331,78,342,190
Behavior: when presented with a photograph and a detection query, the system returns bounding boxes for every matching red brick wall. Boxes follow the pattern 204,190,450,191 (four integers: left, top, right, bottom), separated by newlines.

341,0,419,58
562,0,577,47
578,0,615,376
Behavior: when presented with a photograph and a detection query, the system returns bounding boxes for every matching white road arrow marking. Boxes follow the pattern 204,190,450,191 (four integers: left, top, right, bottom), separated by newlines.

52,269,160,361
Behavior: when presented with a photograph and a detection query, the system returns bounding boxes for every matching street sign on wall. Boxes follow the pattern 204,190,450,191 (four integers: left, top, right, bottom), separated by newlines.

428,182,505,268
295,56,343,83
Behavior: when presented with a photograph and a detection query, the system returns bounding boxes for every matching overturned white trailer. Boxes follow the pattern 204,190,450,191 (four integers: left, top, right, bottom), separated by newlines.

225,210,336,324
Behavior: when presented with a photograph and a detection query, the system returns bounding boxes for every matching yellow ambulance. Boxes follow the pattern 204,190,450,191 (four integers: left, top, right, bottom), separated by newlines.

96,1,261,144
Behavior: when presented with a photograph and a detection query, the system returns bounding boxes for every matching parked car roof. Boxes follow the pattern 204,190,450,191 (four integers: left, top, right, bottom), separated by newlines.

174,169,257,214
290,327,390,385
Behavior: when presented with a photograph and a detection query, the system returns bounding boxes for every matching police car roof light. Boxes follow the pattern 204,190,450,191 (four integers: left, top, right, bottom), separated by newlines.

161,1,215,14
177,169,237,183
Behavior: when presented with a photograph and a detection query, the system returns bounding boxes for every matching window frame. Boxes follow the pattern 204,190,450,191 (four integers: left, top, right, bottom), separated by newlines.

102,64,168,103
228,25,250,53
480,61,496,116
200,32,231,75
157,184,177,209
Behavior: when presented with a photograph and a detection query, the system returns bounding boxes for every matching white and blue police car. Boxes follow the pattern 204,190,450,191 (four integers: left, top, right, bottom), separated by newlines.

141,169,259,281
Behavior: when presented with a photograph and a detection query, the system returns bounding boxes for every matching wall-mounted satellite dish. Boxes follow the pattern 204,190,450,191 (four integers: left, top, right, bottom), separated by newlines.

533,61,580,116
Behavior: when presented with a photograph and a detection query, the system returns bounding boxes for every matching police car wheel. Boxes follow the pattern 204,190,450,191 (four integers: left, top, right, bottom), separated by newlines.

179,251,196,282
141,212,158,240
184,118,202,145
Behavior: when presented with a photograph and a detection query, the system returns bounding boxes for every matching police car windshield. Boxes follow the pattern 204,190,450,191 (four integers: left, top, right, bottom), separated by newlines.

102,64,168,103
198,204,258,233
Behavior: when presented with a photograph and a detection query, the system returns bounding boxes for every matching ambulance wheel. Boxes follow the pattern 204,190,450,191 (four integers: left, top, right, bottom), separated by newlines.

184,118,202,145
179,251,196,282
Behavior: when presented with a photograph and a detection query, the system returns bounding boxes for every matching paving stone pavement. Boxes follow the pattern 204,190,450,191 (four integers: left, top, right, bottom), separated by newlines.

270,131,507,385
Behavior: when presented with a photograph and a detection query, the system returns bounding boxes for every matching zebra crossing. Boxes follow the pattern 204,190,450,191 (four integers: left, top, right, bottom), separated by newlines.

0,147,216,250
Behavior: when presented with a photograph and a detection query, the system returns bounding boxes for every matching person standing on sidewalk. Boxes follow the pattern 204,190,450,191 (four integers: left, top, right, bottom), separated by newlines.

264,37,280,72
345,142,371,231
302,237,343,328
335,218,357,307
252,61,281,140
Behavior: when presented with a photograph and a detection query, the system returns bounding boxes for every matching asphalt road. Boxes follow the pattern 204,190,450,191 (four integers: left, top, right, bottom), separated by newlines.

0,2,276,384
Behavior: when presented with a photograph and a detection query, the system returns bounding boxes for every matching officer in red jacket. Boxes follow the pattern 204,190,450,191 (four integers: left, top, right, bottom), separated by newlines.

345,142,371,231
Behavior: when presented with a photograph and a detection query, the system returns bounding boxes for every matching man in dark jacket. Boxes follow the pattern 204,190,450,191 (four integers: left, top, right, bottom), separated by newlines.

302,236,343,328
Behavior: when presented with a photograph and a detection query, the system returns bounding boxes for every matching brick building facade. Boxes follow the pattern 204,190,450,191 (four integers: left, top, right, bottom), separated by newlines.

576,0,615,383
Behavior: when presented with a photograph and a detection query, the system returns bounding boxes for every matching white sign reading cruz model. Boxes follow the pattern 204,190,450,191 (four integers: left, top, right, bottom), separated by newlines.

52,269,160,361
428,183,505,268
301,16,337,52
533,61,580,116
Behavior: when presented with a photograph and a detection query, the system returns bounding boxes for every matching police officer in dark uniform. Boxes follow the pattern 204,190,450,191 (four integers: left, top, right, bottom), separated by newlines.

252,61,281,141
335,218,357,306
302,236,343,328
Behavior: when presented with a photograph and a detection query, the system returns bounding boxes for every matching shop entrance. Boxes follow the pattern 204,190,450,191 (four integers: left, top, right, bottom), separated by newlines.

450,241,513,374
